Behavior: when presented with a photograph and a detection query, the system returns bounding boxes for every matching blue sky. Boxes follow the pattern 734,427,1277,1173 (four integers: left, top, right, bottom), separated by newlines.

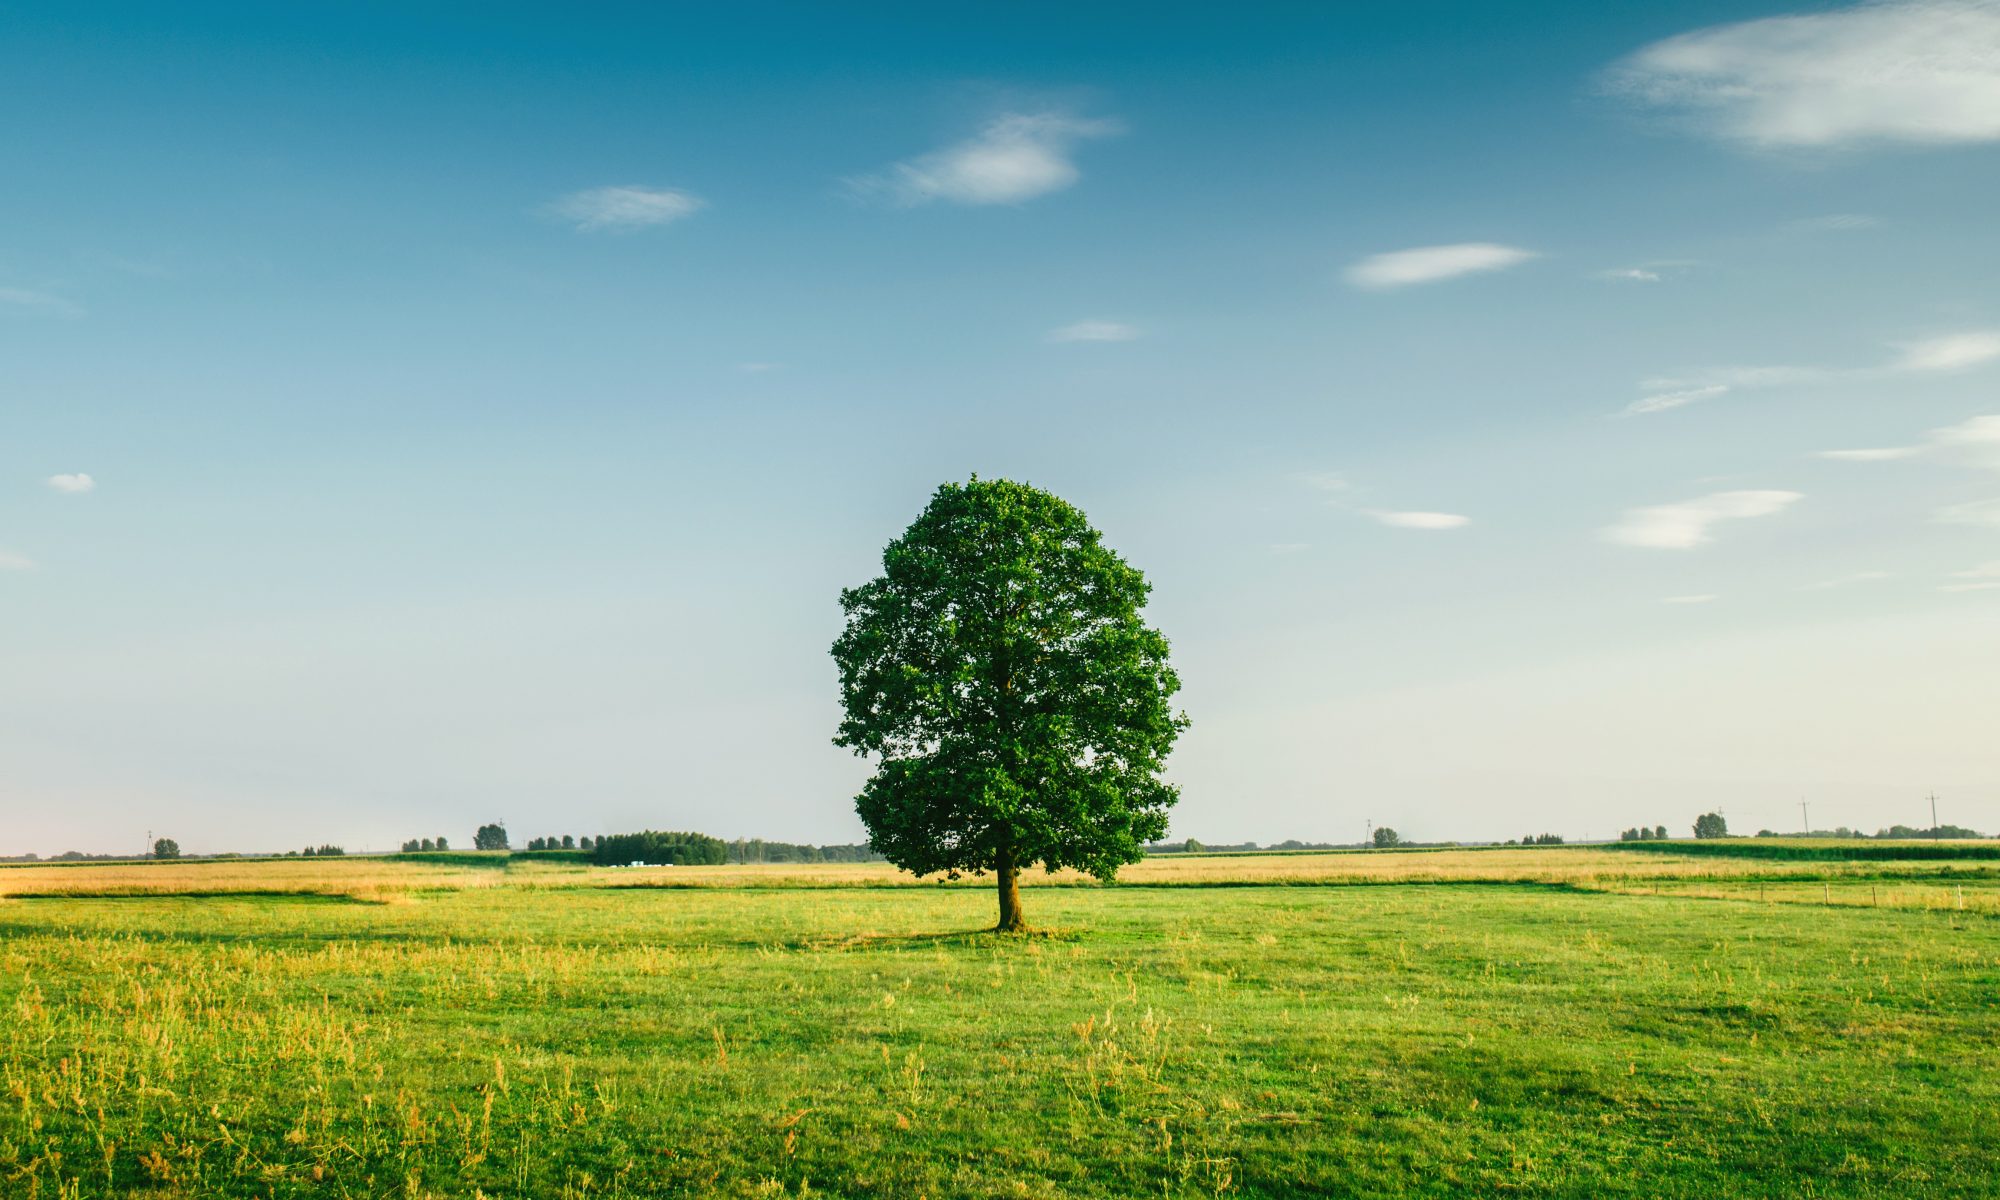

4,0,1998,854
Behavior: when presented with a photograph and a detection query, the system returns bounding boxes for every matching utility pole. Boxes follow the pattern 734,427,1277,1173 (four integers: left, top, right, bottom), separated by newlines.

1365,818,1372,848
1929,791,1940,837
1799,799,1809,835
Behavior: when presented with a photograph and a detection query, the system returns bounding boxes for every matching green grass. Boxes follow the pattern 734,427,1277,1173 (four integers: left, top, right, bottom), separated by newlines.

1610,838,2000,862
2,876,1997,1198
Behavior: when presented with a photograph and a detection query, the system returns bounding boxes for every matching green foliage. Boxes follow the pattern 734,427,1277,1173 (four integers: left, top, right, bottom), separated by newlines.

725,838,885,863
1371,827,1402,848
592,830,727,866
298,844,344,857
831,478,1188,889
473,823,509,851
1694,811,1729,839
1619,826,1670,842
1183,838,1204,854
150,838,180,860
1616,838,2000,862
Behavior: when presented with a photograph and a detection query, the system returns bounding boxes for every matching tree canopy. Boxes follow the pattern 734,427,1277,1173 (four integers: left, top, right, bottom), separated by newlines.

831,478,1187,930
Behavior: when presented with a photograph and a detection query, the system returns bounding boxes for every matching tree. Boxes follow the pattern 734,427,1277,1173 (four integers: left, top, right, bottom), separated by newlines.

1654,824,1668,840
832,478,1188,932
434,836,448,851
474,823,508,852
152,838,180,860
1693,811,1728,839
562,834,576,849
579,836,594,851
1372,827,1402,848
1183,838,1204,854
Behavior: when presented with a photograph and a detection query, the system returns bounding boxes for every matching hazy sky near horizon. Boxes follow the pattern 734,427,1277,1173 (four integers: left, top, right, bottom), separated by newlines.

5,0,1999,855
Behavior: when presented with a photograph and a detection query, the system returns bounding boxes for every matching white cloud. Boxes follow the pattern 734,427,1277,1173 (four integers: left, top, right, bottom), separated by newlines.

1345,243,1538,289
1604,489,1803,549
47,473,96,494
1942,562,2000,590
1298,471,1351,494
1662,593,1719,604
1607,0,2000,148
1787,213,1880,232
0,287,83,318
1802,569,1894,590
1630,331,2000,415
858,112,1122,206
1368,510,1470,530
1893,331,2000,372
0,549,33,570
1820,413,2000,469
1817,446,1923,461
1600,267,1663,283
1047,320,1141,343
547,186,703,232
1935,497,2000,527
1625,383,1729,415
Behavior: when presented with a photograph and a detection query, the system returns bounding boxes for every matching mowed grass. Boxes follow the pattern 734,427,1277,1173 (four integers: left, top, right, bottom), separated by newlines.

2,855,1998,1198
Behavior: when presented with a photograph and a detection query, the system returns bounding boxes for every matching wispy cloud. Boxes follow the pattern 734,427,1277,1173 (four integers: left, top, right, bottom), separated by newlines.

854,112,1122,206
1604,490,1802,549
1801,569,1894,590
1599,267,1662,283
1606,0,2000,148
1820,413,2000,470
1623,383,1729,415
1047,320,1141,343
1787,213,1880,233
1936,498,2000,528
547,185,703,232
1627,330,2000,415
1942,562,2000,591
1345,243,1537,289
1662,593,1719,604
1367,509,1470,530
1892,331,2000,372
1298,472,1351,494
47,473,96,494
1817,446,1924,462
0,549,34,571
0,287,84,318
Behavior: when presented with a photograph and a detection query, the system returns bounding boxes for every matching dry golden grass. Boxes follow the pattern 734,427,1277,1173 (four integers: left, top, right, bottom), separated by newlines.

6,844,1995,901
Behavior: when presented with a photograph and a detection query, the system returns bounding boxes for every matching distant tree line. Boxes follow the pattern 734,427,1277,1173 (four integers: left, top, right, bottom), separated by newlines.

287,845,345,857
593,830,729,866
725,839,884,863
1753,824,1987,840
1506,833,1566,846
399,837,451,852
525,835,591,851
1619,826,1670,841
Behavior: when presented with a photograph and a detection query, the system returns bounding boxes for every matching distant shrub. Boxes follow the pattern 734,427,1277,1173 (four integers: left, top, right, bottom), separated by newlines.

152,838,181,860
593,831,728,866
1372,827,1402,848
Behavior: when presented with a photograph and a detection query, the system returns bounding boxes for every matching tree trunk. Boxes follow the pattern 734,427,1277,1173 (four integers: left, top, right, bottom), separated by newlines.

994,847,1026,932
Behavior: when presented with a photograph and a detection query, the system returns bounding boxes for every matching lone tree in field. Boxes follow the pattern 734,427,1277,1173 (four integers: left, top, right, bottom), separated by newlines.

832,478,1188,932
473,823,509,851
151,837,180,860
1693,811,1729,839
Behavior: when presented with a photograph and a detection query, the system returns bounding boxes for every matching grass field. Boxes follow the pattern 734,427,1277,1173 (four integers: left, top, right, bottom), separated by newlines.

3,845,1998,1198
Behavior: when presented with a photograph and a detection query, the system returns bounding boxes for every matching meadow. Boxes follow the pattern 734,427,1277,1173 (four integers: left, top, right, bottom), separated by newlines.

2,844,1997,1198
